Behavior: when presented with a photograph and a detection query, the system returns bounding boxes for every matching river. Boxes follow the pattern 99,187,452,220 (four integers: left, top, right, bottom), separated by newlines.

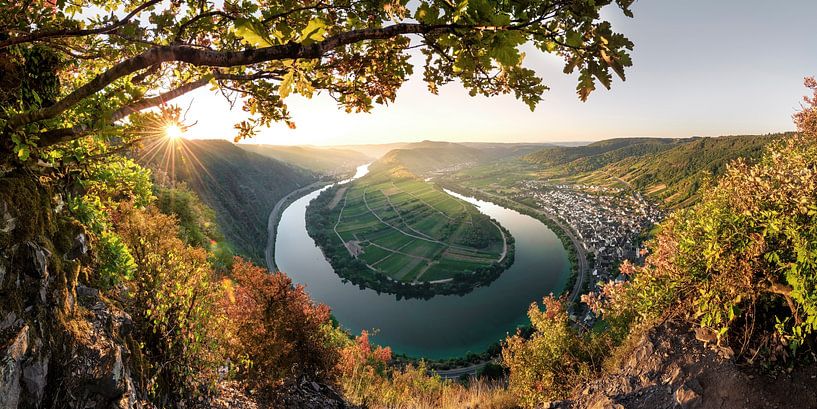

274,164,570,359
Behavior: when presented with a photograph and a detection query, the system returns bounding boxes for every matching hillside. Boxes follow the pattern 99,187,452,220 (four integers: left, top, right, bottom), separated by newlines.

143,139,316,264
579,134,785,208
331,142,410,158
460,142,555,160
373,140,486,174
523,137,683,173
239,144,371,174
521,134,784,208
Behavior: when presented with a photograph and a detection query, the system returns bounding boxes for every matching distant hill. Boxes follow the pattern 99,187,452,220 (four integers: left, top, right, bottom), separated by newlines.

142,139,316,263
330,142,410,159
586,134,786,208
460,142,554,160
372,140,486,174
240,144,371,174
524,137,683,172
524,134,786,208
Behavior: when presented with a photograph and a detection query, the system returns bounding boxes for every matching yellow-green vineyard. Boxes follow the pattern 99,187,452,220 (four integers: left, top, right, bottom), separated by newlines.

331,174,506,283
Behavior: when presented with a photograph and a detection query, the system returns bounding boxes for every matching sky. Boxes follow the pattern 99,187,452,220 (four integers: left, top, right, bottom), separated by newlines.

177,0,817,146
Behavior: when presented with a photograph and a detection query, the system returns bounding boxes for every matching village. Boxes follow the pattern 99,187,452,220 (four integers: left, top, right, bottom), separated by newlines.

517,181,663,291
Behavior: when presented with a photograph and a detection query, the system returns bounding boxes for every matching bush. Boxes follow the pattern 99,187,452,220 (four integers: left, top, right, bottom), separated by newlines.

114,204,227,399
588,78,817,359
502,296,608,407
223,258,340,389
95,230,136,288
337,331,515,409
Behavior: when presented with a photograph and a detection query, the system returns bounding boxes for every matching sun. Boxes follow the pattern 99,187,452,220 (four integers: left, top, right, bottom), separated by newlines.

164,124,184,141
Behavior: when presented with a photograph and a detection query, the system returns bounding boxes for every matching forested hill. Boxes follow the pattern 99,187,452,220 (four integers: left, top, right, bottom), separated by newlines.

523,137,684,171
142,139,316,263
525,134,786,208
374,140,486,174
239,144,371,175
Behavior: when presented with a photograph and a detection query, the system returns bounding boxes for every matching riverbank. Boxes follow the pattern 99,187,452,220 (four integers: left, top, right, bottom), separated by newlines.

437,182,588,306
265,180,332,271
274,168,570,360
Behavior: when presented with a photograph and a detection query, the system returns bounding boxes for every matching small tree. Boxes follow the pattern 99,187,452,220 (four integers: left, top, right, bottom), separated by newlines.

502,296,603,407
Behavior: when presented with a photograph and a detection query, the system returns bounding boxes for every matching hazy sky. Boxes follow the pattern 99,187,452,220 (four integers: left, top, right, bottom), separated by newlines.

178,0,817,146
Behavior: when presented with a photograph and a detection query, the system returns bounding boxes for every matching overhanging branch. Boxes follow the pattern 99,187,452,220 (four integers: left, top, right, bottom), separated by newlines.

7,22,439,130
0,0,162,49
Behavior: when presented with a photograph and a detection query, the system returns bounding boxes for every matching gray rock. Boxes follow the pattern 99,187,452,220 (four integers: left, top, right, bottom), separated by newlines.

23,242,50,280
76,284,100,299
66,233,88,260
0,201,15,234
0,325,29,409
22,355,48,405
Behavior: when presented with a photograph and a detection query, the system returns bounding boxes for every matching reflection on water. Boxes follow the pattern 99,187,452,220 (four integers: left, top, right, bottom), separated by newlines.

275,165,569,359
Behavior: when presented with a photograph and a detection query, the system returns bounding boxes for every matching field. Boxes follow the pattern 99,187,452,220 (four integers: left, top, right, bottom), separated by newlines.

331,174,506,283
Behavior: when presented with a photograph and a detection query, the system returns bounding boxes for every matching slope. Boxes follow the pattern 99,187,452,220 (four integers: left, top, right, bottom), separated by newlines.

373,140,486,174
522,134,785,208
580,134,785,208
142,139,316,264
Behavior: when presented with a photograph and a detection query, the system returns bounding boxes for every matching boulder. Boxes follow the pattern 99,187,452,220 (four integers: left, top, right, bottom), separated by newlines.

674,385,702,409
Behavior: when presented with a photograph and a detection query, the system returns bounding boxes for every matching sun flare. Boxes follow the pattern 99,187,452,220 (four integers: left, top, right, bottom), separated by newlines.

164,124,184,141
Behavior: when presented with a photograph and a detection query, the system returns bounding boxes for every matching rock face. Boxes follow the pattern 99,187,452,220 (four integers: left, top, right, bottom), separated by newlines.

557,321,817,409
0,323,28,408
0,176,149,408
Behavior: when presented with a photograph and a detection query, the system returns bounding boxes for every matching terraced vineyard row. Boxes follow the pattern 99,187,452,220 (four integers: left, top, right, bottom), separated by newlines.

333,176,505,283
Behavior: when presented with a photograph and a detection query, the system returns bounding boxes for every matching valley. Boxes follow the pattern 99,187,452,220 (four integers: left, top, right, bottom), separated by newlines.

5,3,816,408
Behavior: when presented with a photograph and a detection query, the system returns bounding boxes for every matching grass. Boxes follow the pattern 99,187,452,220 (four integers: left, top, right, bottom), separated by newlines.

330,174,505,283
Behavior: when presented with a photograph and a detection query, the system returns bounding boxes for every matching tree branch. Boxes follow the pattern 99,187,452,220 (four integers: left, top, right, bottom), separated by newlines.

111,76,213,122
7,22,441,130
0,0,163,49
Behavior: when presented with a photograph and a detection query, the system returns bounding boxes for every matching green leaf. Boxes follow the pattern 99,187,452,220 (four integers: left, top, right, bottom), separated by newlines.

232,18,273,47
16,145,30,161
565,30,583,48
453,0,469,23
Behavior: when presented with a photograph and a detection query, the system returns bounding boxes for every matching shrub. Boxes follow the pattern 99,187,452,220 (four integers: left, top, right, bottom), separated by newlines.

95,230,136,288
502,296,607,407
589,78,817,358
114,204,227,399
154,184,219,248
223,258,340,389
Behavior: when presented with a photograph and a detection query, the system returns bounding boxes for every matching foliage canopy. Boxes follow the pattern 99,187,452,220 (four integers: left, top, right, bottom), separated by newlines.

1,0,634,159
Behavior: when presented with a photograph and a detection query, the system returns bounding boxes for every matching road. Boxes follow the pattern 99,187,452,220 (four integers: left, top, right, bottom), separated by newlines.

434,361,495,379
265,181,327,271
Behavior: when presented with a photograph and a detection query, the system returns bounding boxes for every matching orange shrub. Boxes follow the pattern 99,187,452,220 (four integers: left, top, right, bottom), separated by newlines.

223,258,340,388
